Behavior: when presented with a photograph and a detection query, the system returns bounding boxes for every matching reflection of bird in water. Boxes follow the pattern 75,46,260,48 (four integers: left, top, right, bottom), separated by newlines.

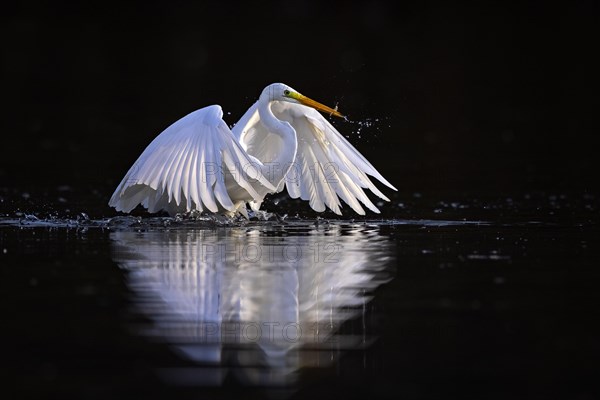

111,223,394,386
109,83,396,217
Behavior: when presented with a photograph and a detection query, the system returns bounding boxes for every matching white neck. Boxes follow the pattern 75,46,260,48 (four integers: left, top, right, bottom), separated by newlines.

257,93,298,190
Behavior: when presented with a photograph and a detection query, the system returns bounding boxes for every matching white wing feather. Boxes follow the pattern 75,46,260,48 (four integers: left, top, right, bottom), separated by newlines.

237,101,397,215
109,105,275,216
281,105,397,215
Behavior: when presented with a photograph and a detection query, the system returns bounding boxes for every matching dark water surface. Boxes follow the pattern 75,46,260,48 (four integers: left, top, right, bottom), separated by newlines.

2,187,599,400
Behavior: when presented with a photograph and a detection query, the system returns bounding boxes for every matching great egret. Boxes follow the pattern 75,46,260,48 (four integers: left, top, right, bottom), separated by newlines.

109,83,396,217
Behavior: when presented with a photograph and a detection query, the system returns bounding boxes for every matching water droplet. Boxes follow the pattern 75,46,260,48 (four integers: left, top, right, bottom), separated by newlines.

24,214,39,221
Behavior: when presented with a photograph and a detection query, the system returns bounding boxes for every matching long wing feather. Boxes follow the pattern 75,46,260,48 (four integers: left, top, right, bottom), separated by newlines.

276,103,397,215
109,105,275,216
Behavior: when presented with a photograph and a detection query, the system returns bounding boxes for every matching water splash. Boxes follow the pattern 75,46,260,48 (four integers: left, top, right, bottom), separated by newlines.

0,213,495,231
341,116,389,140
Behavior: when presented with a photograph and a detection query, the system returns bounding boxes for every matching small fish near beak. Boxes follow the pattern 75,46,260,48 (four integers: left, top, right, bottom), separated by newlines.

290,92,345,118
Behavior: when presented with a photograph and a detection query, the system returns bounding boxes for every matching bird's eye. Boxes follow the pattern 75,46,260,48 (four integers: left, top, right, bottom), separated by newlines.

283,90,290,96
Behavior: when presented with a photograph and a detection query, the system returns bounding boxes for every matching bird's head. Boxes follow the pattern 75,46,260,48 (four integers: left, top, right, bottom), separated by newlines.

263,83,345,118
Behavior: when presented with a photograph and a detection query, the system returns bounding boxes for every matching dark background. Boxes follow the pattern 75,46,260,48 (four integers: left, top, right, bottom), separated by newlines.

2,0,598,213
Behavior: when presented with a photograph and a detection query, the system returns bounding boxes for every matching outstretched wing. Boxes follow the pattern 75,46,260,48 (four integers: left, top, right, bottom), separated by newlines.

236,101,397,215
281,104,397,215
109,105,275,216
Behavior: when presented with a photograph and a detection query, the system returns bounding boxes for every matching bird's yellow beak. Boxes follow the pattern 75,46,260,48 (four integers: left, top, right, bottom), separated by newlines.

289,92,345,118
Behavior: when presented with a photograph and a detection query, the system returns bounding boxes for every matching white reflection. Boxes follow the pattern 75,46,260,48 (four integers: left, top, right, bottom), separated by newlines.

111,222,393,386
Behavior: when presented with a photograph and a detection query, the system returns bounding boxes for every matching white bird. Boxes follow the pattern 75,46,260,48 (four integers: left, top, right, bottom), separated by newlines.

109,83,396,217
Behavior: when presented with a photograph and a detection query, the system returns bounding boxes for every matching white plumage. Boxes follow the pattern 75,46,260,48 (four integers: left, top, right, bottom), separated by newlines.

109,83,396,216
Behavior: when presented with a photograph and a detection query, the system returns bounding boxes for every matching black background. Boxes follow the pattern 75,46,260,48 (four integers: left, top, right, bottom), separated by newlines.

2,0,598,208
